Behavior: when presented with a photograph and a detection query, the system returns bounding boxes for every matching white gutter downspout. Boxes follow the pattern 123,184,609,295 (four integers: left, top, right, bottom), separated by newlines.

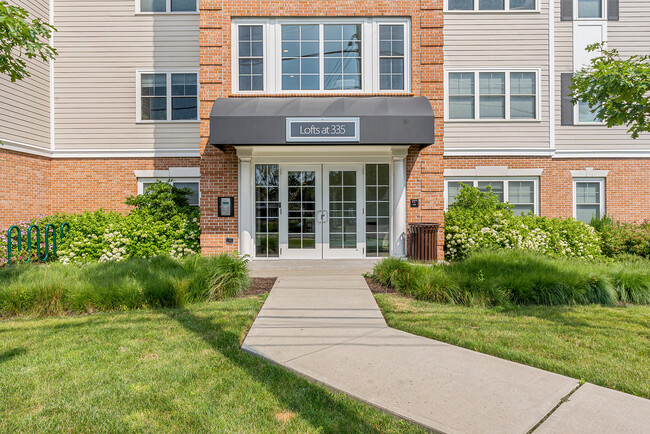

549,0,556,154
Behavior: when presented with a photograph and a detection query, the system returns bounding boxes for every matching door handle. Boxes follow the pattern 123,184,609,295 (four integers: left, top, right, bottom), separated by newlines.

317,210,329,223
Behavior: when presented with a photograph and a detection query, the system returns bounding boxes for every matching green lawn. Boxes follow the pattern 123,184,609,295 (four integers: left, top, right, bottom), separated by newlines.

0,296,422,433
375,293,650,400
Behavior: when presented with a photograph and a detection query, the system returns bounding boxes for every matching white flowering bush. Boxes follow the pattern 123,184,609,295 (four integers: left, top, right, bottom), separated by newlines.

445,184,602,261
42,181,201,264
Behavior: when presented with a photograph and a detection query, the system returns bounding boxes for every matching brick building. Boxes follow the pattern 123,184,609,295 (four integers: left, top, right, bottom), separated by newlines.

1,0,649,260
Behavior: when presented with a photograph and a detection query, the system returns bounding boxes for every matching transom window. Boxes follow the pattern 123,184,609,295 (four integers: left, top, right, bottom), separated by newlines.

138,72,199,121
446,179,538,215
447,70,538,120
447,0,535,11
574,179,605,223
139,0,196,13
232,18,410,94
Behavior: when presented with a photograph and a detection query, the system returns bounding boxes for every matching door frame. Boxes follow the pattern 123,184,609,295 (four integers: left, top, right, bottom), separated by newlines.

279,164,323,259
237,145,409,260
322,164,365,259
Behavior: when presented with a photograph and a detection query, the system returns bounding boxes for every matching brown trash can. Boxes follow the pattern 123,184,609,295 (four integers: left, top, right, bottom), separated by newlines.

408,223,440,262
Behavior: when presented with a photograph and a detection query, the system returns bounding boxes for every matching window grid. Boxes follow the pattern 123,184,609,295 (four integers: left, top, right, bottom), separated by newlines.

255,164,280,257
139,72,199,122
281,25,320,91
447,70,539,121
447,0,536,11
324,24,362,91
328,170,358,249
140,180,200,207
510,72,537,119
139,0,197,13
379,24,405,91
446,179,538,215
232,19,410,94
479,72,506,119
238,25,264,91
366,164,391,257
287,170,317,249
574,179,604,223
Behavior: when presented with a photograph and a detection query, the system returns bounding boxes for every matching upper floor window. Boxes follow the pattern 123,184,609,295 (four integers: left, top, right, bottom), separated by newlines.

232,18,410,94
447,70,539,121
448,0,535,11
138,72,199,122
577,0,603,19
139,0,197,13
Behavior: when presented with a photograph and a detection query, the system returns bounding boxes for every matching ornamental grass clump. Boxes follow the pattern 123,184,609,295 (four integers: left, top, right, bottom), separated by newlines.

444,184,602,261
0,254,252,317
371,250,623,307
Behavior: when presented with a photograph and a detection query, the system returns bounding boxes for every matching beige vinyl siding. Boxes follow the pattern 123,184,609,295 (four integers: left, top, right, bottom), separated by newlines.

555,0,650,151
53,0,199,154
444,1,551,151
0,0,51,150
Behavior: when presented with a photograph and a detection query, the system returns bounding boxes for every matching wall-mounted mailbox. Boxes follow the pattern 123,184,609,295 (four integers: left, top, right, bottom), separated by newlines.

218,197,234,217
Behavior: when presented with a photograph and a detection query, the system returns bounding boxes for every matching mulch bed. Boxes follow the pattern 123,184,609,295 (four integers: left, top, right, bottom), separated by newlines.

364,277,396,294
239,277,277,297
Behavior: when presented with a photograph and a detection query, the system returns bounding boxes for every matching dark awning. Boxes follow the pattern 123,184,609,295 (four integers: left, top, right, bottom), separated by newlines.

209,96,434,146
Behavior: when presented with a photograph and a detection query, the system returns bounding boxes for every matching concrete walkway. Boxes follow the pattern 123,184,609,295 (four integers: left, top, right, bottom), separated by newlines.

242,271,650,433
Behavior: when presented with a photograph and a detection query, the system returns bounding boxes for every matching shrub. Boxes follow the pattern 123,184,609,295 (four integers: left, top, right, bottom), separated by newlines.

36,180,201,264
591,215,650,258
445,184,602,261
371,250,628,307
0,254,252,316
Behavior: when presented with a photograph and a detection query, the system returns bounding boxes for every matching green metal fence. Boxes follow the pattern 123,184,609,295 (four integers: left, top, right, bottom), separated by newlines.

6,223,70,267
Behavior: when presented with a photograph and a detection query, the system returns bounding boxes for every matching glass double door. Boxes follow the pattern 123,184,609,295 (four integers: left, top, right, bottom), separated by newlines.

279,164,364,259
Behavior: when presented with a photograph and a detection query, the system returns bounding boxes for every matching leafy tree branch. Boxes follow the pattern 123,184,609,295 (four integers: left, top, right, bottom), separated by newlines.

572,43,650,139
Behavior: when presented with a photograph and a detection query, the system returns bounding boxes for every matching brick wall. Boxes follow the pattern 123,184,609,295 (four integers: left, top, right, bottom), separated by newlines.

50,157,201,215
0,148,52,228
198,0,446,257
445,157,650,224
0,148,200,229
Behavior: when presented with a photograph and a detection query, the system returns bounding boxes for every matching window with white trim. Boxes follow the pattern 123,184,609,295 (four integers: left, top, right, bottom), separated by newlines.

447,70,539,120
447,0,536,11
139,179,200,206
576,0,604,19
446,178,538,215
574,178,604,223
139,0,197,13
138,72,199,121
232,18,410,94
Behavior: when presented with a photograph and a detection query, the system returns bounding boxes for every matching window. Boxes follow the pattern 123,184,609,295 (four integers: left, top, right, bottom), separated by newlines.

141,181,200,206
449,72,475,119
282,25,320,90
577,101,601,124
574,179,604,223
232,18,410,94
446,179,538,215
325,24,362,90
255,164,280,257
139,0,196,13
366,164,390,257
239,25,264,91
139,72,198,122
379,25,404,90
576,0,603,19
447,70,539,120
448,0,535,11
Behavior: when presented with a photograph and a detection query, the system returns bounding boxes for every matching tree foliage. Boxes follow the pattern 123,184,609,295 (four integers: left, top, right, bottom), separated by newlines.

0,0,56,82
572,43,650,139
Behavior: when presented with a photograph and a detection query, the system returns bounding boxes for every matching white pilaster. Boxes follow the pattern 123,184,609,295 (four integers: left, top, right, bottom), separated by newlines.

237,147,254,257
391,146,409,257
